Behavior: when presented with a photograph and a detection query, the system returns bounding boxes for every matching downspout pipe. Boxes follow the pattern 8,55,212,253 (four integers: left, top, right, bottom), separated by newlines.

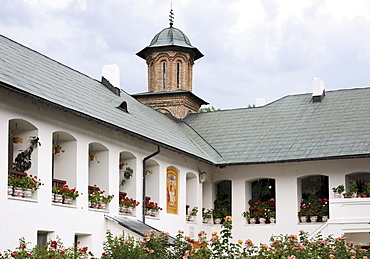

142,145,161,224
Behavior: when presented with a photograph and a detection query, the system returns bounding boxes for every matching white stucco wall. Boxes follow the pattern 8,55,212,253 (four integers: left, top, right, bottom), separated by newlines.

1,89,370,255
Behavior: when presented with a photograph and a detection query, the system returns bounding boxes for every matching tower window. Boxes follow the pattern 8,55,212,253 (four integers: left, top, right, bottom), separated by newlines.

162,62,166,89
176,62,180,88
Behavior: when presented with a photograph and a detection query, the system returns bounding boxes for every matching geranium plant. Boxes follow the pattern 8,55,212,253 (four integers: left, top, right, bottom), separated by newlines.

332,184,345,193
202,208,213,219
59,185,79,200
144,199,162,211
19,174,43,192
119,197,140,208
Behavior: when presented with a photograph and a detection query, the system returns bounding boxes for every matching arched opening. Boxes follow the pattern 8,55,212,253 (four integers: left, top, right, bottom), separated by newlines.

213,180,232,223
185,172,197,221
88,143,111,210
245,178,276,224
144,159,161,216
298,175,329,223
345,172,370,197
8,119,40,200
52,131,77,205
119,151,137,197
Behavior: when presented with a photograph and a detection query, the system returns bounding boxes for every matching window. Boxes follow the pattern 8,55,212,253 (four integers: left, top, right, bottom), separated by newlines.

246,178,276,224
298,175,329,223
162,62,166,89
37,232,48,248
176,62,180,88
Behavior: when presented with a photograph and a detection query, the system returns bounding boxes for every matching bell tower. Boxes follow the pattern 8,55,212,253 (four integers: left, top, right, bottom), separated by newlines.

133,9,207,119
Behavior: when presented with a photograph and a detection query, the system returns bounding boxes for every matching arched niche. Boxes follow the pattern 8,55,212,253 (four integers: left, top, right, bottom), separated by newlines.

88,142,109,193
119,151,137,198
213,180,232,219
145,159,160,204
345,172,370,195
186,172,197,217
52,131,77,188
8,119,39,175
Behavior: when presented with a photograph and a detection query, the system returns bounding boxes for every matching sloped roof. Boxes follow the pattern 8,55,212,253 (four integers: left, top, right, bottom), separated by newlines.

0,34,219,163
1,34,370,166
184,88,370,164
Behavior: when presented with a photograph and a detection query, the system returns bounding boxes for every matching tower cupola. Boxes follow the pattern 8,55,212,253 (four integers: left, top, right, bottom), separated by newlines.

133,10,207,119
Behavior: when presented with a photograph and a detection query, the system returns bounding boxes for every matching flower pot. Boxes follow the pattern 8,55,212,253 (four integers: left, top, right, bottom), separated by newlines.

188,215,195,221
54,194,63,203
249,218,256,224
54,147,61,154
269,218,276,224
334,192,342,198
8,186,13,195
23,189,32,198
214,218,222,224
63,196,73,204
310,216,318,222
322,215,328,222
126,207,133,214
203,218,210,224
151,210,157,217
13,137,20,143
119,165,124,169
259,218,266,224
89,156,95,161
119,207,127,213
300,216,307,223
352,192,357,198
97,202,106,209
145,209,152,215
90,201,97,208
13,187,23,197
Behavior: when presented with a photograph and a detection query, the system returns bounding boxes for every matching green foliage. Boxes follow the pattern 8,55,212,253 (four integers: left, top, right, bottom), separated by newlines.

120,167,134,186
12,136,41,172
198,106,220,113
0,236,93,258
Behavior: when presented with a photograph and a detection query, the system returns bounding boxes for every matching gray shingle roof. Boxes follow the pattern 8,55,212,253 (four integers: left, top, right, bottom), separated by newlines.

185,88,370,164
1,34,370,166
0,34,217,162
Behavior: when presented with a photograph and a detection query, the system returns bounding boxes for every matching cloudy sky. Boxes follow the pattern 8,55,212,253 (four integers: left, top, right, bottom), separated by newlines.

1,0,370,109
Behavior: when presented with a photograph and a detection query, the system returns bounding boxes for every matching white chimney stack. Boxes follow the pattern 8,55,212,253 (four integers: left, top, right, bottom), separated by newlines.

102,64,120,89
312,77,325,102
255,98,266,107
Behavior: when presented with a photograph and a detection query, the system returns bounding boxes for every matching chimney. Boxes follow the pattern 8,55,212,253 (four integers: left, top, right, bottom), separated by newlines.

102,64,120,89
312,77,325,102
255,98,266,107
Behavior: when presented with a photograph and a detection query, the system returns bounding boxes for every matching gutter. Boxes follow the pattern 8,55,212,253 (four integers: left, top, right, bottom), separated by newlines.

142,145,161,224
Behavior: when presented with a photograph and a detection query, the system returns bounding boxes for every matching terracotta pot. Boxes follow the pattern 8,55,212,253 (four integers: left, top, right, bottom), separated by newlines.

119,165,124,169
334,192,342,198
13,137,20,143
259,218,266,224
13,187,23,197
214,218,222,224
310,216,318,222
54,147,61,153
8,186,13,195
54,194,63,203
300,216,307,223
23,189,32,198
203,218,210,224
97,202,106,209
63,196,73,204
